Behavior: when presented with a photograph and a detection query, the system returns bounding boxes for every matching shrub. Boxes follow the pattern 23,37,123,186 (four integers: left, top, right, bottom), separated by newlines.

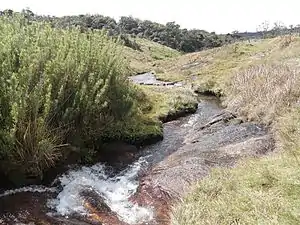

0,14,148,178
120,34,142,51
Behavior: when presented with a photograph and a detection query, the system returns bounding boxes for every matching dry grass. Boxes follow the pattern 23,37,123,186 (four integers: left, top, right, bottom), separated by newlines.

172,152,300,225
225,63,300,124
154,39,274,86
171,36,300,225
172,107,300,225
276,106,300,156
11,120,62,177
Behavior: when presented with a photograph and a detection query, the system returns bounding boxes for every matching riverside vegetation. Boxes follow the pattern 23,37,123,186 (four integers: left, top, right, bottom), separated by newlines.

2,10,300,225
163,37,300,224
0,13,196,186
0,14,150,182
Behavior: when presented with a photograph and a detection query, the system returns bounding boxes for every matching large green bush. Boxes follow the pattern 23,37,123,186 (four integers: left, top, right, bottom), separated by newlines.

0,14,157,179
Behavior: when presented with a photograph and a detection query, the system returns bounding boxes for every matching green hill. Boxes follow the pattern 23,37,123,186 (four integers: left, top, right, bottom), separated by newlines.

122,37,181,74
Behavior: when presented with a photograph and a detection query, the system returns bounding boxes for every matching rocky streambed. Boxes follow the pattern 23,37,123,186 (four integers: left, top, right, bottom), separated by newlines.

0,94,274,225
0,73,274,225
129,72,183,87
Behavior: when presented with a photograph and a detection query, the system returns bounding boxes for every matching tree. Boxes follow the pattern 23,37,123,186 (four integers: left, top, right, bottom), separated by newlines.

257,21,270,38
119,16,139,33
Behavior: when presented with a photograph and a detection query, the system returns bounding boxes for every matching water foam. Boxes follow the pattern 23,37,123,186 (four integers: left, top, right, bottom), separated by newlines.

183,112,200,128
48,157,154,224
0,186,57,198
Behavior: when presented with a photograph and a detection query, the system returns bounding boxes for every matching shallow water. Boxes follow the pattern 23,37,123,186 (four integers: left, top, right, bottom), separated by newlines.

47,157,154,224
129,72,183,86
0,97,221,225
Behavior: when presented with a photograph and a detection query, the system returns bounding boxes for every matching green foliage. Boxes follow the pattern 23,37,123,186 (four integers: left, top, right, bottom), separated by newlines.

0,14,156,179
119,34,142,51
1,9,242,53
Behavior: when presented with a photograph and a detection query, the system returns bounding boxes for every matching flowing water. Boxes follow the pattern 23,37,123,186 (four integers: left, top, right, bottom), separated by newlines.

47,157,154,224
0,97,222,225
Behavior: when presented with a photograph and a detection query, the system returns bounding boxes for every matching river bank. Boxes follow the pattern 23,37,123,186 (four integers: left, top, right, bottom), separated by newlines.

0,93,274,225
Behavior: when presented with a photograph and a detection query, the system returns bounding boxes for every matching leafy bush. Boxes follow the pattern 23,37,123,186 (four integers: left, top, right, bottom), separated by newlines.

120,34,142,51
0,14,152,178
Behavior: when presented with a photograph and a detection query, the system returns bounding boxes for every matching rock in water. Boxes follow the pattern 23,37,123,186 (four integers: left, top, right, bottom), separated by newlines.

80,189,112,214
79,189,129,225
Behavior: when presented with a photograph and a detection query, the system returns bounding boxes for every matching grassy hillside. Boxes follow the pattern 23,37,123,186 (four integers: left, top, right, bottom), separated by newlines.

164,35,300,224
153,39,274,89
121,37,197,121
122,37,181,74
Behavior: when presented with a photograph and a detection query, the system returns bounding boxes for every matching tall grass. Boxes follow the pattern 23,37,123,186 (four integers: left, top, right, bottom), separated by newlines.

0,14,147,178
172,107,300,225
171,48,300,224
225,63,300,124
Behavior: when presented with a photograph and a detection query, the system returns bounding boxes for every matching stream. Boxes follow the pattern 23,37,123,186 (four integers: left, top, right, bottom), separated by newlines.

0,73,274,225
0,96,221,225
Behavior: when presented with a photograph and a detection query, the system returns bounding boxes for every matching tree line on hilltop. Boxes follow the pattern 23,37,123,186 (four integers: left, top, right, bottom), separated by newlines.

0,9,244,52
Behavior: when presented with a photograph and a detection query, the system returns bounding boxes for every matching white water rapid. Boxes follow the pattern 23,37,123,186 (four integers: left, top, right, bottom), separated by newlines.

47,156,154,224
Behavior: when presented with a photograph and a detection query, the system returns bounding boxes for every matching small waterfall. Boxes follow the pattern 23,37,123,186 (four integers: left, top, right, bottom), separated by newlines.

0,99,217,224
47,156,154,224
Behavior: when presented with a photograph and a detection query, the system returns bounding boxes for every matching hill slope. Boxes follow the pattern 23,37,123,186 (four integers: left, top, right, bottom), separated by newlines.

150,36,300,225
122,37,181,74
123,37,197,123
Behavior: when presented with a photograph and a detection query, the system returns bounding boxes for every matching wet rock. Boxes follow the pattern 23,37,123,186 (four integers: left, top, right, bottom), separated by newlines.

99,142,139,168
133,100,274,224
194,88,219,96
79,189,129,225
130,179,172,225
141,122,274,198
0,191,58,225
52,217,100,225
197,110,236,130
129,72,182,87
80,189,112,214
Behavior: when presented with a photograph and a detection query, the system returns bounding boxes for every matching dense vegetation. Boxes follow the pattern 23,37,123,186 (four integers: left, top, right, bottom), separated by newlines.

0,9,243,53
2,9,299,55
0,14,162,184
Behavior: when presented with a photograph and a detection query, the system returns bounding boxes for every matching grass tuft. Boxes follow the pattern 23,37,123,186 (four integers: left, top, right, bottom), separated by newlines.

140,86,198,120
225,63,300,124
